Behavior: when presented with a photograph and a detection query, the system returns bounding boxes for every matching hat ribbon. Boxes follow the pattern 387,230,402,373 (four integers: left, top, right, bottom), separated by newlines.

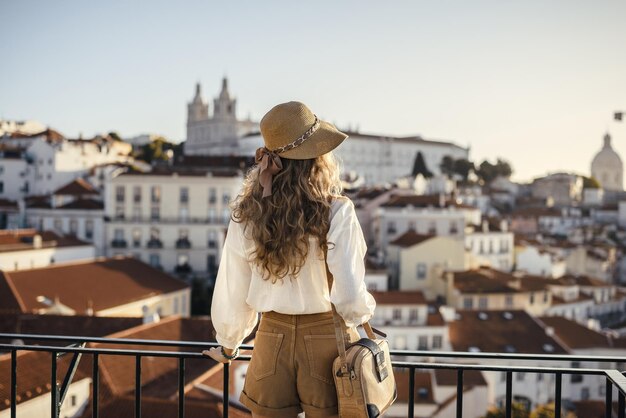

255,147,283,198
255,116,321,197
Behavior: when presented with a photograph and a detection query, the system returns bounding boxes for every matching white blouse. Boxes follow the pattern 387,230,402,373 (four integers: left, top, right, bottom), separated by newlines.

211,197,376,349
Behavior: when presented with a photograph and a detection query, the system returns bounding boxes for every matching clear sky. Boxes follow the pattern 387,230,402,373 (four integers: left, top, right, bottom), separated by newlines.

1,1,625,182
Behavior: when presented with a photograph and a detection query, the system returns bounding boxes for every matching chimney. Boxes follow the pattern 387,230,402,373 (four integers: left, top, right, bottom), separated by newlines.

545,326,555,337
500,220,508,232
33,234,42,249
86,300,94,316
482,220,489,233
439,193,445,208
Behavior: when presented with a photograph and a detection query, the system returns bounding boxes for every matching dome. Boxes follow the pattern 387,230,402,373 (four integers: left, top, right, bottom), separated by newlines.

592,133,622,168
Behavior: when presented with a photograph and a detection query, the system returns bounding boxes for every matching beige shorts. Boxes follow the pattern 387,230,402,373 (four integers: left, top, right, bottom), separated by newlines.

240,310,359,417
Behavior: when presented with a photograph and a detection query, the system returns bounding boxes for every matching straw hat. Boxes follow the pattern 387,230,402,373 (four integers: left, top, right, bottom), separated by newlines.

259,101,348,159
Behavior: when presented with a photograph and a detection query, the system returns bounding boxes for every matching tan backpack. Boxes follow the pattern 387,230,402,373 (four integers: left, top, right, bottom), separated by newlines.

325,262,397,418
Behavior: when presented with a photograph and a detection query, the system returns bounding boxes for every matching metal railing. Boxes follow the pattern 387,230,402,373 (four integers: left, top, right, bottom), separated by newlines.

1,333,626,418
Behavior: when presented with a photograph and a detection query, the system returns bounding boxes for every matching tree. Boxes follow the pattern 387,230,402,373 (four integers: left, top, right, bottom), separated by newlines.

412,151,433,178
476,158,513,184
582,176,601,189
134,137,179,164
439,155,456,177
453,158,475,182
107,131,122,142
481,403,529,418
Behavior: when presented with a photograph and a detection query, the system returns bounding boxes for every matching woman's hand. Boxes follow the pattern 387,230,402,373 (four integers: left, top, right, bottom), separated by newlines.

202,346,235,364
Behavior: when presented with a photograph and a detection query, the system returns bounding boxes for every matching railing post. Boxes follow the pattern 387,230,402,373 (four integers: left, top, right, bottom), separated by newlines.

408,367,415,418
10,349,16,418
619,391,625,418
178,357,185,418
505,371,512,418
93,353,99,418
51,351,58,418
555,372,562,418
456,368,463,418
223,363,230,418
606,377,613,418
135,355,141,418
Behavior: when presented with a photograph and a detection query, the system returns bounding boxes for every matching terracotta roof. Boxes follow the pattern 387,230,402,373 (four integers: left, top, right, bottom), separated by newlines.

53,178,99,196
550,294,594,306
449,310,568,354
0,257,189,314
57,198,104,210
571,400,619,418
554,275,610,288
510,207,561,218
433,369,487,386
381,194,475,209
426,311,446,326
389,230,435,248
538,316,612,349
370,291,427,305
394,369,435,403
451,268,519,294
0,198,18,209
516,275,555,292
365,256,386,271
9,128,64,142
355,187,390,200
78,396,231,418
0,229,89,253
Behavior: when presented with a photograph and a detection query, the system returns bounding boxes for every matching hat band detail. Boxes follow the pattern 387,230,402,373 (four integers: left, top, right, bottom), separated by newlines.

255,116,321,197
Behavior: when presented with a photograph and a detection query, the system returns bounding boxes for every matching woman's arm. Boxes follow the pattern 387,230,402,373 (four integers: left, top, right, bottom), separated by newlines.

326,199,376,327
210,220,258,350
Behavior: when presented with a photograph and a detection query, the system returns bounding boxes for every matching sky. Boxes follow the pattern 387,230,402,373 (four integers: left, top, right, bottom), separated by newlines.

1,0,625,182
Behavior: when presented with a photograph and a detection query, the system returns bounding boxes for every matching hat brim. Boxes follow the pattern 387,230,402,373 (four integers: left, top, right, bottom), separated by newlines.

279,121,348,160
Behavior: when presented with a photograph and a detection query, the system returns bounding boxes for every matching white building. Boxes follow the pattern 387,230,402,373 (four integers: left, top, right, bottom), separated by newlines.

184,78,258,156
465,220,514,272
0,119,46,136
0,229,95,272
591,132,623,191
104,166,244,279
25,178,105,255
373,194,481,257
515,244,567,278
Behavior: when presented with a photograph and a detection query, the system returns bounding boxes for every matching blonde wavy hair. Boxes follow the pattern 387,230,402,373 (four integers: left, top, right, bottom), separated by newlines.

231,152,343,282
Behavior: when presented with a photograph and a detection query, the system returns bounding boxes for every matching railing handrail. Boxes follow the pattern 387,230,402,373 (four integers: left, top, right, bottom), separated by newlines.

2,332,626,363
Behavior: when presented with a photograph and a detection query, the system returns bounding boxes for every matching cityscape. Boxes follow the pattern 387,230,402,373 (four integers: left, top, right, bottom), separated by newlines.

3,2,626,418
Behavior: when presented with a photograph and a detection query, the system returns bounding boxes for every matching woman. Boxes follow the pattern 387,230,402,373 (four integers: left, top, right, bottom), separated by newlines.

203,101,376,418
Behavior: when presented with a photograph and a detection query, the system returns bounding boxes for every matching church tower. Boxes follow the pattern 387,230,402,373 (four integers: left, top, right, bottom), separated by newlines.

213,77,237,120
187,82,209,123
591,132,623,191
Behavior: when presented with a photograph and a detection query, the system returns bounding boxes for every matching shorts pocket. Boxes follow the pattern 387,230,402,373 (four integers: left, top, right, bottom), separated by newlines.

250,331,284,380
304,334,338,385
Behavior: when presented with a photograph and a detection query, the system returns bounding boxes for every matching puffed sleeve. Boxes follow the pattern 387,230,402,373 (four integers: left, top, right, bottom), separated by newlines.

211,220,258,349
326,199,376,328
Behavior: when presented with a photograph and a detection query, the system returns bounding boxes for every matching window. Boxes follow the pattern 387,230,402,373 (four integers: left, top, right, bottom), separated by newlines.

416,263,427,279
432,335,442,349
0,181,3,193
149,254,160,268
529,293,535,305
132,229,141,247
54,218,62,231
478,297,488,309
543,291,549,303
151,186,161,203
208,208,216,223
488,240,494,254
408,221,416,231
581,387,590,400
409,308,418,323
387,221,396,234
150,205,160,221
208,188,217,204
222,191,231,205
180,187,189,204
177,253,189,266
115,186,125,203
479,241,484,254
449,221,458,234
207,254,217,274
500,372,507,382
463,297,473,309
180,207,189,222
222,208,230,224
392,309,402,320
133,206,141,220
174,296,179,314
505,295,514,308
428,221,436,235
571,362,583,383
150,227,160,240
114,228,124,240
69,219,78,235
115,205,125,219
537,373,543,382
70,395,76,407
208,231,217,248
133,186,141,203
85,220,94,239
516,372,525,381
418,336,428,350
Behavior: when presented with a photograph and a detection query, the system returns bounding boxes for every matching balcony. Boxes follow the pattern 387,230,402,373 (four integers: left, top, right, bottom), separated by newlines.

175,238,192,249
110,239,127,248
1,333,626,418
146,238,163,249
